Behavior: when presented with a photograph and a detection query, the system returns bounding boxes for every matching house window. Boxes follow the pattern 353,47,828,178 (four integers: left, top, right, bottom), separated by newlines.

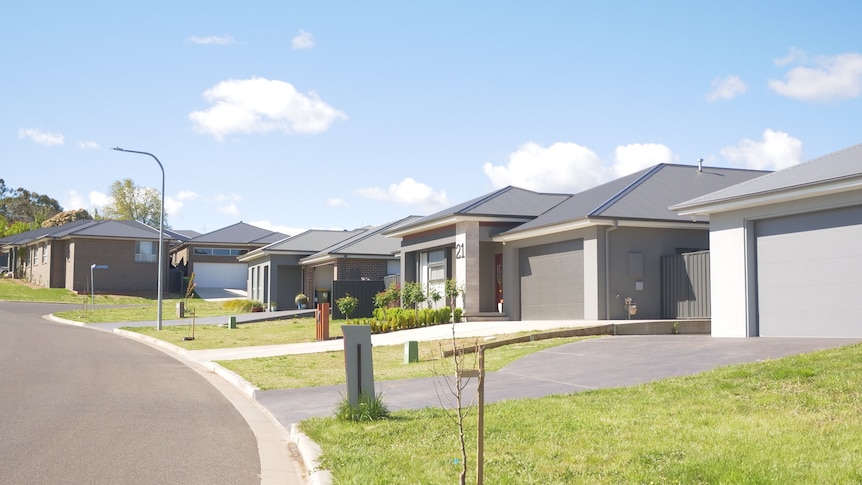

193,247,246,256
428,263,445,283
41,243,47,263
136,241,158,263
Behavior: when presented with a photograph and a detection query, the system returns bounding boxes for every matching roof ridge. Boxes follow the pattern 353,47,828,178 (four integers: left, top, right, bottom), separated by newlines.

458,186,515,214
589,164,665,216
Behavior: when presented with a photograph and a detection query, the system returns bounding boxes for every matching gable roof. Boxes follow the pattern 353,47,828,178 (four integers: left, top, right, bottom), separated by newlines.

384,186,570,237
300,216,423,265
239,228,366,262
496,163,769,241
186,221,286,245
1,219,168,248
672,143,862,215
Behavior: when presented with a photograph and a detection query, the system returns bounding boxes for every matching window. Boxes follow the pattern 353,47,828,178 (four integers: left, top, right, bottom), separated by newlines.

428,263,446,284
193,247,245,256
41,243,47,263
136,241,158,263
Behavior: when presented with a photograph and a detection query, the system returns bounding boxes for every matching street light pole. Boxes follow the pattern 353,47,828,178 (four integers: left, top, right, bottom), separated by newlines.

112,147,165,330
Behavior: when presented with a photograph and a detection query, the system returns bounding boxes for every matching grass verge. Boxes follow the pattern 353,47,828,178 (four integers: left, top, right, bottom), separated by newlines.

219,334,589,389
125,317,338,350
301,343,862,484
0,278,144,305
54,298,244,323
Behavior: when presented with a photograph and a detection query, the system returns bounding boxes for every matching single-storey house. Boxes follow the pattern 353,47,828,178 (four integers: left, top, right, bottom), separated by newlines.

672,143,862,338
239,216,419,311
385,163,769,321
169,222,286,289
0,219,172,295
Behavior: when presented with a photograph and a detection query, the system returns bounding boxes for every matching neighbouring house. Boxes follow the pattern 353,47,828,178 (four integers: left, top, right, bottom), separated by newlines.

385,163,769,322
239,216,419,312
169,222,286,290
0,219,172,295
672,143,862,338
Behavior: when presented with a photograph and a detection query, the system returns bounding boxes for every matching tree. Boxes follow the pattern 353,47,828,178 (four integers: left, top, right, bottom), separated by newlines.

41,209,92,227
101,178,169,228
336,293,359,322
0,181,62,227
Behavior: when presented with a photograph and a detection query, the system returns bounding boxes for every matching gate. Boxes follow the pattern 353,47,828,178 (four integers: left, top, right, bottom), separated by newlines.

660,251,710,319
332,280,386,319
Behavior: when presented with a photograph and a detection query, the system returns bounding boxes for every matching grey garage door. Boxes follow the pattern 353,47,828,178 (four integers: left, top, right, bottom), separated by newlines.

755,205,862,337
519,239,583,320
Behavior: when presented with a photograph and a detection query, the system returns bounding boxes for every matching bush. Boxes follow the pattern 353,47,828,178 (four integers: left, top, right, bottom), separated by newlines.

454,308,463,323
335,392,389,422
222,299,264,313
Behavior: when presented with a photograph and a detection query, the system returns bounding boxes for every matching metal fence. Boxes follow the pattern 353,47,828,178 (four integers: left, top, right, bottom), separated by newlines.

332,280,386,319
660,250,710,319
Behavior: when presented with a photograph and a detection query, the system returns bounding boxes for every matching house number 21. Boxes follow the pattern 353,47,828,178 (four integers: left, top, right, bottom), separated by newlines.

455,243,465,259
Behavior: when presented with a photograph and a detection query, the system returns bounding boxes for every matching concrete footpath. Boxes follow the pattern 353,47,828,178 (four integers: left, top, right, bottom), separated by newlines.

70,313,862,484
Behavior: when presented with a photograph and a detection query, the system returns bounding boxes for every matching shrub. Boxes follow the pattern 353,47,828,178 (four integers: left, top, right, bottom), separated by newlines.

336,293,359,322
335,392,389,422
454,308,463,323
222,299,264,312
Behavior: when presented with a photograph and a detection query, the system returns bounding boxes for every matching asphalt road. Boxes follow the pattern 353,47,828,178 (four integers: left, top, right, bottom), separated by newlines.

0,301,263,484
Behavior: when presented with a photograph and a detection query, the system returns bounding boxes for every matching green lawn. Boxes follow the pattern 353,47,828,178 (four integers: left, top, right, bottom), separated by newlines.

55,298,238,323
126,317,337,350
0,277,144,304
219,334,589,389
301,343,862,484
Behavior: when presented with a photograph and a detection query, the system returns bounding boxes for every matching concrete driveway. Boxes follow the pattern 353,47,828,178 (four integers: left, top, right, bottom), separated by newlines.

256,334,862,427
194,287,248,301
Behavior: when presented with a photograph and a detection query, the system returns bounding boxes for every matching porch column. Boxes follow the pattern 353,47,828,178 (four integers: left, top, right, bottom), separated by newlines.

454,221,480,315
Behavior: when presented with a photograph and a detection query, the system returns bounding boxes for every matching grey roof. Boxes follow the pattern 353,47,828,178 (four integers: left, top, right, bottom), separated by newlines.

389,186,570,234
503,163,770,235
259,229,366,254
672,142,862,211
1,219,165,247
166,229,202,240
189,222,287,245
302,216,423,261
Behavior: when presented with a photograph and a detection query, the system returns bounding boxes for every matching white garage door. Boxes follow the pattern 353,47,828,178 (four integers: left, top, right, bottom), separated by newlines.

519,239,584,320
194,262,248,289
755,205,862,337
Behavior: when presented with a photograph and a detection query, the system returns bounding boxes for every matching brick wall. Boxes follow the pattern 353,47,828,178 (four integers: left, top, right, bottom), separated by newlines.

334,258,390,281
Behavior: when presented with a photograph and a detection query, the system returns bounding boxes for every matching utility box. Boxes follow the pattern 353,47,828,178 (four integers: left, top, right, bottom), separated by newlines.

176,301,185,318
228,316,237,329
404,341,419,364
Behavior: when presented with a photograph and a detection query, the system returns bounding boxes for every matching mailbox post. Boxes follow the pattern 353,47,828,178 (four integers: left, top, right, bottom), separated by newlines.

90,264,109,310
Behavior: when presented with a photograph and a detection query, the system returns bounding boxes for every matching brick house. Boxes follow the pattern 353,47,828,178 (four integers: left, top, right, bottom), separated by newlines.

0,219,172,295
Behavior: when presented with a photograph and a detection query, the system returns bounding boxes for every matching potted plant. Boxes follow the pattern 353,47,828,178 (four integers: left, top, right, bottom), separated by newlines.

295,293,308,309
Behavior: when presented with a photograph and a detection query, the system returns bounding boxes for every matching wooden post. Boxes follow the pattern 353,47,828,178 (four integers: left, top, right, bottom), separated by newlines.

477,345,485,485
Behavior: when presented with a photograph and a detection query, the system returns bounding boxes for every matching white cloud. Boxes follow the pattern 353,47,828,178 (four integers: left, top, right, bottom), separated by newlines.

768,51,862,102
706,75,748,101
164,196,183,217
292,30,314,50
89,191,110,208
358,178,449,207
720,129,803,171
248,220,301,237
19,128,64,146
612,143,677,177
327,198,347,207
78,140,99,149
218,203,240,216
189,34,236,45
177,190,200,201
483,142,610,192
189,77,347,140
773,47,807,67
64,190,85,211
484,141,679,193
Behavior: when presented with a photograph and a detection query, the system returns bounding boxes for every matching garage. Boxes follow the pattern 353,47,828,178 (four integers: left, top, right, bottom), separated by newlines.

193,262,248,289
755,205,862,337
519,239,583,320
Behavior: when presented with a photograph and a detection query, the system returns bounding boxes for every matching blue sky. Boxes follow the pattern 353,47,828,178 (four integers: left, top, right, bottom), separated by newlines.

3,1,861,236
